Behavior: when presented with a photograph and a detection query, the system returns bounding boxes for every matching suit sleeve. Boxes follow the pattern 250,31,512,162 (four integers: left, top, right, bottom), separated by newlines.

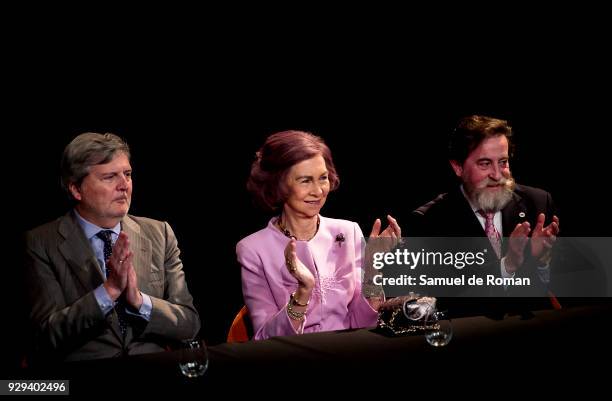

24,232,106,355
142,222,201,340
347,222,379,329
238,241,301,340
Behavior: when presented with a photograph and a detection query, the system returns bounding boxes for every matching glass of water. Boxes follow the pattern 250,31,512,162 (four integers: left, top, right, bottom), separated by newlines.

178,339,209,378
424,310,453,347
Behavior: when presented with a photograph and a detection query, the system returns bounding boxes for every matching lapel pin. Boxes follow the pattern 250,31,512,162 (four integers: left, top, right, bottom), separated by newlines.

519,212,526,218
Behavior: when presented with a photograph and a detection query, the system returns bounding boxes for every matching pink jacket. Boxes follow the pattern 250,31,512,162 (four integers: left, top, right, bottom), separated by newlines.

237,216,378,340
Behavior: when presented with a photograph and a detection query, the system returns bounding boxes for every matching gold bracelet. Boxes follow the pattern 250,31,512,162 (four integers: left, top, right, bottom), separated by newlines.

286,302,305,321
363,283,385,298
290,291,309,307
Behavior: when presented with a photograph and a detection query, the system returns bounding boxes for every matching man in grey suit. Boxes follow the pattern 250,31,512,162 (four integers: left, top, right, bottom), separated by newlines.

24,133,200,362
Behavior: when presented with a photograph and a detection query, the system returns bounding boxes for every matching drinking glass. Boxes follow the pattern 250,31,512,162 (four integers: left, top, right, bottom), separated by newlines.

178,339,209,378
424,310,453,347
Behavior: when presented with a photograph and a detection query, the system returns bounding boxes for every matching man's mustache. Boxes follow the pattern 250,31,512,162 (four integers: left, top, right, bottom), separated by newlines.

476,176,514,190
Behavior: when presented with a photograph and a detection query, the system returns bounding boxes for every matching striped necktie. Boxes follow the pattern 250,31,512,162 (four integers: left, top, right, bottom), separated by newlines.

477,210,502,259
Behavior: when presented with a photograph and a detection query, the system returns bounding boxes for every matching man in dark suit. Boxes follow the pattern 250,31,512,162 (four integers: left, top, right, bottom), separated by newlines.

24,133,200,362
408,115,560,316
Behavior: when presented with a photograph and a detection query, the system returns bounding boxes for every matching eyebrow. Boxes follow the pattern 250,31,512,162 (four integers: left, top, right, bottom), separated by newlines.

99,169,132,176
476,157,507,163
295,172,328,180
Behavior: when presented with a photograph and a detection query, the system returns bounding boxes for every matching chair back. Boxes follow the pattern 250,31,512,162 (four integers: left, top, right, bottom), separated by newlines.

227,305,253,343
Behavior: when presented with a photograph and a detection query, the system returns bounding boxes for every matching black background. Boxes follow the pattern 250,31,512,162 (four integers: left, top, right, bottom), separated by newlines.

3,14,612,374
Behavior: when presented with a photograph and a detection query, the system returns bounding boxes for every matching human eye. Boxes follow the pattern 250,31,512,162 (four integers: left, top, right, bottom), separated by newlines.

499,159,509,168
477,160,491,169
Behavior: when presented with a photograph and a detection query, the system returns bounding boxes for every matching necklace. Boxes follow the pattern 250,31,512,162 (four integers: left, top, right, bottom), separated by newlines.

277,215,320,241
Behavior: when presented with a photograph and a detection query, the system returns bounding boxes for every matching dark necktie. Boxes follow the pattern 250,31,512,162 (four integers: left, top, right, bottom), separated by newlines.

96,230,128,336
96,230,114,277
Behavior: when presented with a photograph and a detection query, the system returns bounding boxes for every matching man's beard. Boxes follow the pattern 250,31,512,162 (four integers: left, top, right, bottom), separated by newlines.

465,175,515,213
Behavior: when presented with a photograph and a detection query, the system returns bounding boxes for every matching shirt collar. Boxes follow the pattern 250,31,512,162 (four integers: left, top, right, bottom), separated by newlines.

73,209,121,240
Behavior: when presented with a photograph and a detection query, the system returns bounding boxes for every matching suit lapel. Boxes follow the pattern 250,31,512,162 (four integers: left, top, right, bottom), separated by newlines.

122,216,152,294
449,189,487,237
501,190,527,236
58,212,105,291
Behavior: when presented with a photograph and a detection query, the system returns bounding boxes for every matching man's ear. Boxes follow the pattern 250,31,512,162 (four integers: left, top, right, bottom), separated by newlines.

68,183,82,201
449,160,463,177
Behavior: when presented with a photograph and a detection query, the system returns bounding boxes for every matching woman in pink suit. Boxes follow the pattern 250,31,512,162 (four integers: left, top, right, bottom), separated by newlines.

237,130,400,340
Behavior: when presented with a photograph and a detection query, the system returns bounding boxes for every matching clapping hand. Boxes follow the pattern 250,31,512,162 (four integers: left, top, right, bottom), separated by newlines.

504,221,531,274
284,239,315,291
369,215,401,252
103,232,132,301
530,213,560,265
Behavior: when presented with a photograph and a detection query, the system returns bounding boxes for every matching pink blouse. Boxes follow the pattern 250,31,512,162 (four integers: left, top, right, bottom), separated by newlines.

237,216,378,340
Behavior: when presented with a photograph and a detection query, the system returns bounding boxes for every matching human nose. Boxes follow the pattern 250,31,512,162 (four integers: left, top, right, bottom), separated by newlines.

310,182,324,196
489,164,502,181
117,174,129,190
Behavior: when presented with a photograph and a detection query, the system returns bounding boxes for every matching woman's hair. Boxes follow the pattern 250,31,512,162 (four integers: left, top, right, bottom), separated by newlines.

247,130,339,212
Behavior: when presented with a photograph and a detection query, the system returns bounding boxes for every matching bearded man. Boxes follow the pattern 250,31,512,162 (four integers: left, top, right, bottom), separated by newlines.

409,115,560,316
